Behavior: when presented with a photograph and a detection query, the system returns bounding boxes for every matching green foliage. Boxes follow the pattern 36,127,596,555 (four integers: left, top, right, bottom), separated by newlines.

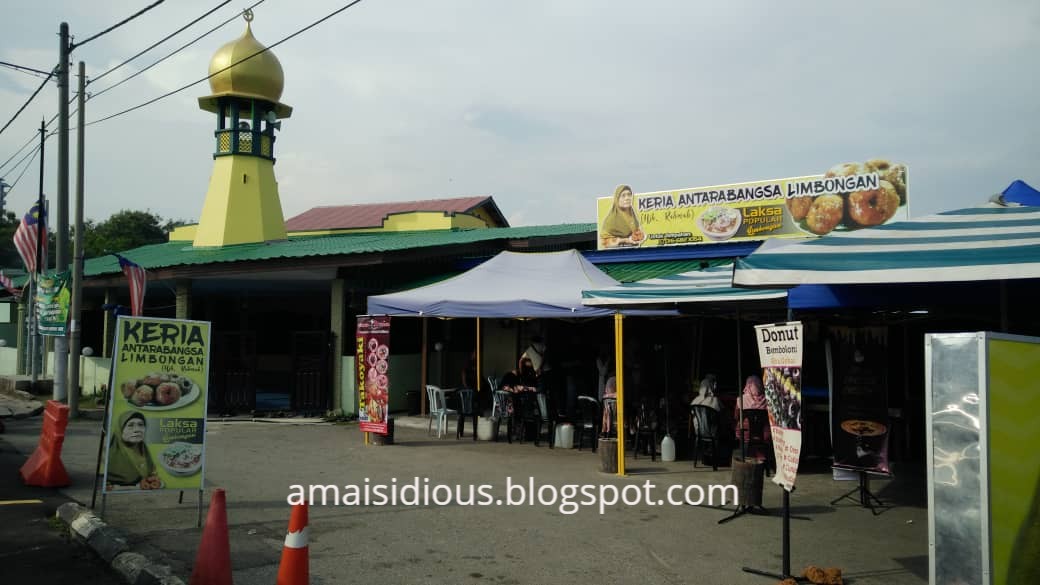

81,210,191,259
0,209,193,269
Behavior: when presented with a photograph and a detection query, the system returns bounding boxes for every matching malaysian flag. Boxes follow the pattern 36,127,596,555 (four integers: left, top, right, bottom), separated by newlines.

115,253,147,316
0,271,21,298
13,203,46,273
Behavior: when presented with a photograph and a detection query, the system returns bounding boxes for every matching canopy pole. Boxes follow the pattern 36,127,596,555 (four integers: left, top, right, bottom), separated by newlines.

614,312,626,476
476,317,481,392
420,317,428,415
737,308,745,461
1000,280,1009,333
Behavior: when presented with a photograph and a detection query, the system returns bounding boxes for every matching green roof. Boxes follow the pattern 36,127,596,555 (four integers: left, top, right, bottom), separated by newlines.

79,223,595,278
597,258,733,282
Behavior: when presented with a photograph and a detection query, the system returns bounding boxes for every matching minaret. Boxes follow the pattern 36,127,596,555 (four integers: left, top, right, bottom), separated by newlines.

194,10,291,247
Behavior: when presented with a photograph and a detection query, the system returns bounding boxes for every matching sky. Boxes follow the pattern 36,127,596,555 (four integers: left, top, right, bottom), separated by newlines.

1,0,1039,228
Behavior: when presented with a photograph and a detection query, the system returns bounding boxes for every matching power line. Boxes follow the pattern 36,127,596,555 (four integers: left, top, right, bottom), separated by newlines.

0,133,38,175
0,110,63,174
0,69,56,139
90,0,234,85
0,60,52,78
70,0,167,50
86,0,366,128
90,0,268,100
5,143,42,195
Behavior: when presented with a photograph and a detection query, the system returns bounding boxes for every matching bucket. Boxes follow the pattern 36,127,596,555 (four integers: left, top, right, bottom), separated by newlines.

476,417,495,441
555,423,574,449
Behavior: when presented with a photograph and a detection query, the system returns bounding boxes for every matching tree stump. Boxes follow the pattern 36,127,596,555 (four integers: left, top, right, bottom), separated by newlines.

599,438,618,474
731,456,765,508
370,419,394,446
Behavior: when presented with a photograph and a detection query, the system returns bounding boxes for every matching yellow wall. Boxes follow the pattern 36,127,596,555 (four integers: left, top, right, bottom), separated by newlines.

288,211,490,237
171,199,502,242
192,156,288,247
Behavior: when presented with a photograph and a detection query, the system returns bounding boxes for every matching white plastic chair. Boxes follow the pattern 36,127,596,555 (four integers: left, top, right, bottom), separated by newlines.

425,384,457,438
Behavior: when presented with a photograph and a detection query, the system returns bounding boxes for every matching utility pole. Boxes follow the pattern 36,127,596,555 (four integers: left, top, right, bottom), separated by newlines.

68,61,85,419
54,22,70,402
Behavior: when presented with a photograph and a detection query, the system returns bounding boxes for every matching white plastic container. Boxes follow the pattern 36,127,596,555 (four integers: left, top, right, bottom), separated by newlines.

555,423,574,449
660,434,676,462
476,417,495,441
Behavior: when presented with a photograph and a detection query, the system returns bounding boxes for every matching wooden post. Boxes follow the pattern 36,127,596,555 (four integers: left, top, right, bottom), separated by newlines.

599,438,618,474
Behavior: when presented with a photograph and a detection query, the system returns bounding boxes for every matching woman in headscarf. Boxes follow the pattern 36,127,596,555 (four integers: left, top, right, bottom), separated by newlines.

600,184,643,248
690,374,722,412
735,375,772,462
106,411,159,489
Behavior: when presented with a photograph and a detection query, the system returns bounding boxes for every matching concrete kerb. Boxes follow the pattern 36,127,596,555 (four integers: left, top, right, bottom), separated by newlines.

57,502,186,585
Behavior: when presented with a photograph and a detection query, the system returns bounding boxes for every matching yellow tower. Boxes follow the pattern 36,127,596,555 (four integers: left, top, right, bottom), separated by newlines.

193,10,291,247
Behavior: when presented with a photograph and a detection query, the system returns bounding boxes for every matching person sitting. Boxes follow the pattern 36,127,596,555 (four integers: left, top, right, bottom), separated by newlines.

735,375,772,463
691,374,722,411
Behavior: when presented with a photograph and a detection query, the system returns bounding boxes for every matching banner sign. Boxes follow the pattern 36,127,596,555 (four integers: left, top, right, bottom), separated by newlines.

828,326,890,475
36,270,71,336
755,321,804,492
357,315,391,435
103,316,211,493
596,159,909,250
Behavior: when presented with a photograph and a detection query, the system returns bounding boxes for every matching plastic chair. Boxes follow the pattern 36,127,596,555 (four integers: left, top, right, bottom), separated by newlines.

690,404,721,471
632,402,658,461
740,409,774,475
455,388,478,441
576,396,600,452
425,385,457,438
522,393,554,447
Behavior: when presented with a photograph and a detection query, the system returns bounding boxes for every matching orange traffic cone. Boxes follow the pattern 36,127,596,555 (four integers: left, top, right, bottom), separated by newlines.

276,502,309,585
189,489,233,585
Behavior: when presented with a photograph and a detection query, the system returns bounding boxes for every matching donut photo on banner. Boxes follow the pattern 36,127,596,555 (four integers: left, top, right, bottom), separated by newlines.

786,159,908,236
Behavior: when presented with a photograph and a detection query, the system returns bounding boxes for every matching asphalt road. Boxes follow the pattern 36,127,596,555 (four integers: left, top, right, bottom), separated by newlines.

0,435,122,585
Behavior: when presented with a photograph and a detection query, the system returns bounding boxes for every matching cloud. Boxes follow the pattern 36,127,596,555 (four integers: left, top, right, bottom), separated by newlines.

0,0,1038,232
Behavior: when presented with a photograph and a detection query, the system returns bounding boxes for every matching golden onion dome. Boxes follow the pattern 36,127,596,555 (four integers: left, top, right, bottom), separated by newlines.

198,11,292,118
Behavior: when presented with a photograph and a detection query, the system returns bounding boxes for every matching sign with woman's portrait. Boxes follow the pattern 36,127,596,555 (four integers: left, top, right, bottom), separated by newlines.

102,316,211,493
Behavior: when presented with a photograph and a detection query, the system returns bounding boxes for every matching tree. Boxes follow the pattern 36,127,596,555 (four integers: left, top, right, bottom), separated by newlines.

82,210,190,259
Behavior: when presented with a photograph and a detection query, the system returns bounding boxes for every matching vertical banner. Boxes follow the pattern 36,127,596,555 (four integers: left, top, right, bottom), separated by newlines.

36,270,71,336
828,326,890,475
357,315,391,435
103,316,211,493
755,321,804,491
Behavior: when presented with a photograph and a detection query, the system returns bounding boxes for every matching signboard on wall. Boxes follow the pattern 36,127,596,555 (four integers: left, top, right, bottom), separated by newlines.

103,316,211,493
596,159,909,250
755,321,804,492
357,315,391,435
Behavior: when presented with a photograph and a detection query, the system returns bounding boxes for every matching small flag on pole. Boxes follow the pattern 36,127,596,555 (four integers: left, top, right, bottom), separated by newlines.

13,203,46,273
0,271,21,298
114,253,147,316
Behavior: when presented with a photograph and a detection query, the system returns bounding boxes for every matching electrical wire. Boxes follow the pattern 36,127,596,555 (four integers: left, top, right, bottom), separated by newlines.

0,60,52,79
5,143,42,195
86,0,366,128
70,0,167,51
0,133,38,175
0,69,56,139
89,0,268,100
90,0,234,85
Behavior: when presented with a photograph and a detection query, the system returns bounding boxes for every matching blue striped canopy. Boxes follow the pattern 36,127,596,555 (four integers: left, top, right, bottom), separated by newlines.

582,264,786,306
733,204,1040,286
